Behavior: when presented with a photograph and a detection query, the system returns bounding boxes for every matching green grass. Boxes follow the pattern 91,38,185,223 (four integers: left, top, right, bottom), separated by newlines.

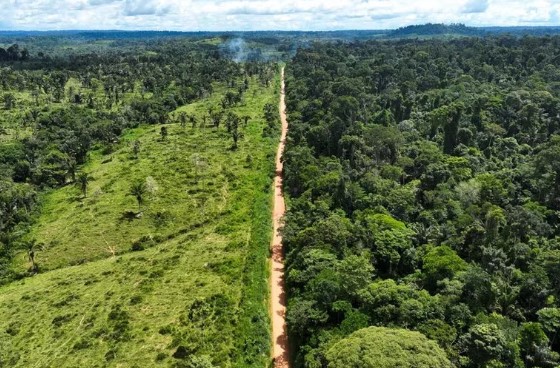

1,231,237,367
13,77,272,272
0,72,279,367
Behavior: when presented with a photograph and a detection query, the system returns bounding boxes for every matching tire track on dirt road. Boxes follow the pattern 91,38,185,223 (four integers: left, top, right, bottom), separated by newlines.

270,66,289,368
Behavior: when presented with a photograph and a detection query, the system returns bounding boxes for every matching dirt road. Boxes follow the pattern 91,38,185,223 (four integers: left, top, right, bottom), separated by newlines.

270,67,289,367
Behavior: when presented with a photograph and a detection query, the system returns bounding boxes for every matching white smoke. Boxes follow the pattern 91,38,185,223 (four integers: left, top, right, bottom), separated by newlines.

226,37,247,62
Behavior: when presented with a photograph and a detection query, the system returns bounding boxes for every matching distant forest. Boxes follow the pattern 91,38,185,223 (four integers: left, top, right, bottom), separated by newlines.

2,23,560,48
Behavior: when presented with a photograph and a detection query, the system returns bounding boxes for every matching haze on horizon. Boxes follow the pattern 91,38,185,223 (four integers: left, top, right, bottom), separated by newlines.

0,0,559,31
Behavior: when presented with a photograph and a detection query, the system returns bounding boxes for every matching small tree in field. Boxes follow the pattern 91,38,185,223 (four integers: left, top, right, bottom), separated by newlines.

179,112,187,128
226,112,240,149
133,140,141,159
160,126,168,141
189,115,197,129
130,181,147,212
25,239,40,273
232,129,240,149
77,173,89,197
210,110,223,129
3,93,15,110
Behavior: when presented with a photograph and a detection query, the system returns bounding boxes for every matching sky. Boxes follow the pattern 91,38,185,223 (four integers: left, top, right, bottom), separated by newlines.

0,0,559,31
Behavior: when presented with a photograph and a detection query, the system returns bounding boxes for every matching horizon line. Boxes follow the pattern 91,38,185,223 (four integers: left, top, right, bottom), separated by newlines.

1,24,560,34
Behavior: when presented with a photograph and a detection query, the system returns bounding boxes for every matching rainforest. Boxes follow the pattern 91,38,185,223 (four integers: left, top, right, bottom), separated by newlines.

2,24,560,368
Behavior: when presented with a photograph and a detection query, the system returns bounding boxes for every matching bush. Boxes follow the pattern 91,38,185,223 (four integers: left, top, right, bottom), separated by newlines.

73,338,92,350
107,304,130,341
130,295,143,305
155,352,167,362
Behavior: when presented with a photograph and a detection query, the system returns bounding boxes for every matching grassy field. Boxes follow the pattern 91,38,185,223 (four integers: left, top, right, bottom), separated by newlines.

0,71,279,367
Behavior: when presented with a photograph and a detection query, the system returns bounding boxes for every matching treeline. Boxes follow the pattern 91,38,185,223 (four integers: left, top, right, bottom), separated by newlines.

389,23,483,37
283,36,560,367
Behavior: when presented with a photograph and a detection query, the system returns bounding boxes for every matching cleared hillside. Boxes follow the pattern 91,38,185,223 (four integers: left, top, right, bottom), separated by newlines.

0,73,279,368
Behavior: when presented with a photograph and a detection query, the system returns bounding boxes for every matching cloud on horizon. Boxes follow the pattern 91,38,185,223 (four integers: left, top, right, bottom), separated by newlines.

0,0,558,31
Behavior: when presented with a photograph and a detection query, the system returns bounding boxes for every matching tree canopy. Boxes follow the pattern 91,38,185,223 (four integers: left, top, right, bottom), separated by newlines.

283,35,560,367
326,326,454,368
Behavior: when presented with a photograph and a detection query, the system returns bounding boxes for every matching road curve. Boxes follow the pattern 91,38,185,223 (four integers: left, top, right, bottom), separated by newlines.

271,66,289,368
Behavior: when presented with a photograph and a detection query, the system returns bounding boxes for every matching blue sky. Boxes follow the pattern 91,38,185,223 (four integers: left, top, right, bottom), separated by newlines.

0,0,559,31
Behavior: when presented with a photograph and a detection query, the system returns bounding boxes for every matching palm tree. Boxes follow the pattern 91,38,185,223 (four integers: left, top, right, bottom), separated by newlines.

77,173,89,197
130,181,147,212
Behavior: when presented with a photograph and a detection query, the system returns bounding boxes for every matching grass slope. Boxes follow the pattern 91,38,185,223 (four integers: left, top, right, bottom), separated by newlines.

0,72,279,368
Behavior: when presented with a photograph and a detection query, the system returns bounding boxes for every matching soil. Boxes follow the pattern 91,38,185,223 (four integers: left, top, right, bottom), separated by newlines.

270,66,290,368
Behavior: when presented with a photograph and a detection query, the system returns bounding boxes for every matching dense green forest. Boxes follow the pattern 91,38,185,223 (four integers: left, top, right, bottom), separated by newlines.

3,25,560,59
283,36,560,368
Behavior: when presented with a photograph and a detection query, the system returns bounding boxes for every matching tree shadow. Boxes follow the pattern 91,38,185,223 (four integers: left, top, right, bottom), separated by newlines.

120,210,142,222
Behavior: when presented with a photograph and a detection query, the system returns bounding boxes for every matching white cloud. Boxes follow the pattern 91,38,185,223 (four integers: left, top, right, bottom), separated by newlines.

0,0,558,30
462,0,489,13
123,0,172,16
88,0,118,5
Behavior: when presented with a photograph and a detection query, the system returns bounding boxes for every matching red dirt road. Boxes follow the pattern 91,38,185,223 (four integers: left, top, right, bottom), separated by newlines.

271,67,289,367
